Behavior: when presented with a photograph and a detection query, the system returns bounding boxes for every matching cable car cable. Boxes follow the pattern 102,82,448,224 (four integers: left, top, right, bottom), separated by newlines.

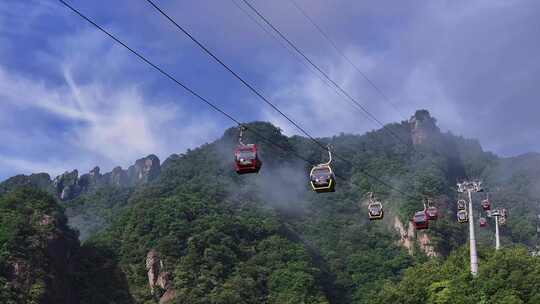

58,0,413,199
229,0,467,195
240,0,408,145
56,0,239,126
144,0,327,153
241,1,466,191
229,0,353,114
56,0,345,182
241,2,471,189
232,1,470,205
142,0,415,199
266,0,468,185
287,0,406,120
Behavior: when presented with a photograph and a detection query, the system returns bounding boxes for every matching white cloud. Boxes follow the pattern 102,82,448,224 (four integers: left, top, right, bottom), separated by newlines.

400,64,464,133
2,0,539,182
261,47,409,138
0,63,219,171
0,25,221,179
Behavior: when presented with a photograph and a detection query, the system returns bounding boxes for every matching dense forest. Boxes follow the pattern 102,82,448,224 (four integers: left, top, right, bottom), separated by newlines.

1,110,540,303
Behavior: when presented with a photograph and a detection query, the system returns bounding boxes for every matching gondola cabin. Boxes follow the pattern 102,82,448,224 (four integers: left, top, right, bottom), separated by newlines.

426,206,438,220
457,210,468,223
481,199,490,211
234,144,261,174
412,211,429,230
457,199,467,210
368,201,384,220
499,209,508,225
309,165,335,193
479,217,487,227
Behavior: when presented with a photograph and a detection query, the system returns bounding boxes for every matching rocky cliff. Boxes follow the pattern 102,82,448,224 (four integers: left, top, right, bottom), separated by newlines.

1,155,161,201
394,216,438,257
0,188,80,303
0,187,134,303
409,109,439,145
146,250,176,304
55,154,160,200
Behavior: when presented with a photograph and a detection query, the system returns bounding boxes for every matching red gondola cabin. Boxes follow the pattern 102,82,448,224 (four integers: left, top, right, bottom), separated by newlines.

479,217,487,227
234,144,261,174
412,211,429,230
481,199,491,211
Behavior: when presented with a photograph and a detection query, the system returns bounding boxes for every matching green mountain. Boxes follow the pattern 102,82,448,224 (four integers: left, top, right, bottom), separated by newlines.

0,187,132,303
1,110,540,303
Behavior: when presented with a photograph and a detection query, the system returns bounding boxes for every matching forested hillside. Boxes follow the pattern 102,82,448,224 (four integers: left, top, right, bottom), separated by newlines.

1,110,539,303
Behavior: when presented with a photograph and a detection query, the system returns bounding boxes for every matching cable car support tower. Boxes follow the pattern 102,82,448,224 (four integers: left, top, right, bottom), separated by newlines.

457,181,482,277
495,211,501,250
487,208,506,250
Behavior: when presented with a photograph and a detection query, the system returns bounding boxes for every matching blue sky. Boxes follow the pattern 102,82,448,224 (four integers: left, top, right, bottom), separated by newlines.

1,0,540,180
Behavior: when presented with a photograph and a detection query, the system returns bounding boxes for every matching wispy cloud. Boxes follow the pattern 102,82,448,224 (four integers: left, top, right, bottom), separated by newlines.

0,26,221,179
2,0,540,181
261,47,413,137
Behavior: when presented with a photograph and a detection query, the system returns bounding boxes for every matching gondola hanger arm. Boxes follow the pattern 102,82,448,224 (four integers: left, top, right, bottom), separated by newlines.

238,125,246,146
323,144,333,165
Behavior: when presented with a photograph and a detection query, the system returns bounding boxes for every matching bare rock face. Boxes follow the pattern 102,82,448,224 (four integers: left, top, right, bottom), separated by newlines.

409,110,439,145
102,155,161,188
146,250,161,295
128,154,160,185
54,170,81,200
394,216,414,255
146,250,175,303
3,204,80,303
394,216,438,257
78,166,102,190
6,155,161,202
160,289,177,304
417,232,438,257
110,166,129,187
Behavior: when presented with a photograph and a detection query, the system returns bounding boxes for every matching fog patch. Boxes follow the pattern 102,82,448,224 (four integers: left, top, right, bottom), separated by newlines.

226,157,312,214
65,210,106,241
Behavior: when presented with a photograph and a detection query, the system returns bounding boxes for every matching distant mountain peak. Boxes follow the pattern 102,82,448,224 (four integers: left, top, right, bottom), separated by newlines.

409,109,440,145
54,154,161,200
0,155,161,201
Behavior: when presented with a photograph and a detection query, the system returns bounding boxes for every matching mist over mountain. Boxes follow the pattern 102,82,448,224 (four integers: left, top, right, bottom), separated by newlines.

1,110,540,303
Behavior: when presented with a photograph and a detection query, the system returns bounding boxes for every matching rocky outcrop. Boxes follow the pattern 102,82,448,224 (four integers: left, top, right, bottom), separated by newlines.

417,232,438,257
0,173,53,195
54,170,82,200
77,166,101,190
107,166,129,187
0,188,134,303
128,154,160,185
1,189,80,303
47,154,161,201
146,250,176,303
394,216,438,257
99,155,160,188
409,110,439,145
394,216,414,255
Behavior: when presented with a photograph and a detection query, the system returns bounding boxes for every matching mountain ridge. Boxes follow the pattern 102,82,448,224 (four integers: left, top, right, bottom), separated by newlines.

2,110,540,303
